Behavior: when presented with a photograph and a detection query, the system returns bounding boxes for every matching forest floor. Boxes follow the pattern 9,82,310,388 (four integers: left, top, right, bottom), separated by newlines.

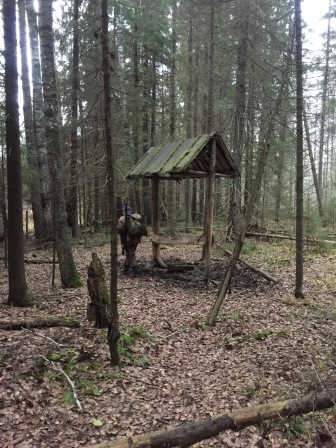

1,233,336,448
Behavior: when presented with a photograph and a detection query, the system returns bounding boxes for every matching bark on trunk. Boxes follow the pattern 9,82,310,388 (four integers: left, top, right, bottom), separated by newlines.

39,0,82,288
318,0,331,193
167,0,177,235
295,0,304,299
4,0,31,307
26,0,53,241
69,0,80,238
303,109,324,220
101,0,120,366
87,253,110,328
228,0,250,240
18,0,45,244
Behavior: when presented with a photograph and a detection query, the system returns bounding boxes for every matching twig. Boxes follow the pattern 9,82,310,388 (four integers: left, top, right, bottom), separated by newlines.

41,356,82,410
21,327,79,349
155,330,180,339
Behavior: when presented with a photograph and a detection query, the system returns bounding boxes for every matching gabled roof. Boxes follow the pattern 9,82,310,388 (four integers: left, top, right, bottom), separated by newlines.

126,132,238,179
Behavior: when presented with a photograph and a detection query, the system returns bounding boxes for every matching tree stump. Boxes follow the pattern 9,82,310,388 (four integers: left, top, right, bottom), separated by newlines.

87,252,110,328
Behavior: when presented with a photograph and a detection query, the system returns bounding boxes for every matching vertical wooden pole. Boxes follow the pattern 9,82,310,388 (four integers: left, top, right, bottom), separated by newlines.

25,209,29,238
205,139,216,281
151,177,166,268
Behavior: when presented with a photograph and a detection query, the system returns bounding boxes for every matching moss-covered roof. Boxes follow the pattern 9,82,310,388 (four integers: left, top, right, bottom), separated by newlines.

126,132,238,179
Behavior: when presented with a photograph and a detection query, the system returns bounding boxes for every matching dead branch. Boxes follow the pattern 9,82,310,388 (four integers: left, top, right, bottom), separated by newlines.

42,356,82,410
87,388,336,448
0,316,80,330
223,249,278,283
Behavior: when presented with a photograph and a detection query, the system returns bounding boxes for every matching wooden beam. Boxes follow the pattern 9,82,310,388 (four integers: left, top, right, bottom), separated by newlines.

151,233,205,245
151,178,166,268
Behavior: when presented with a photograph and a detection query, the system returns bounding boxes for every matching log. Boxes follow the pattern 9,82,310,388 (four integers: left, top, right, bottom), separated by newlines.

0,316,80,330
246,231,296,241
0,256,57,264
246,232,336,246
87,388,336,448
223,249,278,283
167,264,195,273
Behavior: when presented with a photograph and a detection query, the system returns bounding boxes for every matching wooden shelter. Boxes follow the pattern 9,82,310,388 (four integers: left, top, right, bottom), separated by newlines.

126,132,238,279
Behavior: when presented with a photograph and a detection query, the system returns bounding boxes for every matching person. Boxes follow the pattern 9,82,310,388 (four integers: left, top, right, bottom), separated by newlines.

117,204,147,274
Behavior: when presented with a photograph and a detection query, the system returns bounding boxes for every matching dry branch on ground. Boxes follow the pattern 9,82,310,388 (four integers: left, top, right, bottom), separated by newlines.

88,388,336,448
0,316,80,330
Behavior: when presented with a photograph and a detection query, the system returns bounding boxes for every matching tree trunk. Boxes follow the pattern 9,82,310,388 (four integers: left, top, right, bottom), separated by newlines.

243,63,255,211
18,0,45,244
39,0,82,288
295,0,304,299
318,0,331,194
274,115,286,224
87,388,336,448
4,0,31,307
142,45,151,222
26,0,53,242
167,0,177,235
228,0,250,240
69,0,80,238
101,0,120,366
303,109,324,220
184,15,193,232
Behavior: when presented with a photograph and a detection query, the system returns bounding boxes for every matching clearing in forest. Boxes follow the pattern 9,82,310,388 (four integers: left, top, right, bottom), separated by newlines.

0,236,336,447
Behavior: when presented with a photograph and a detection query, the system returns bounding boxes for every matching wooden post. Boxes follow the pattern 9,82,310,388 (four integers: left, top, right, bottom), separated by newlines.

25,209,29,238
204,139,216,281
151,177,166,268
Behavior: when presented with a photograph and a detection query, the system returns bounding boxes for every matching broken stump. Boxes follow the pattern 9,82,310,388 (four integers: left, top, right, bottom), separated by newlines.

87,252,110,329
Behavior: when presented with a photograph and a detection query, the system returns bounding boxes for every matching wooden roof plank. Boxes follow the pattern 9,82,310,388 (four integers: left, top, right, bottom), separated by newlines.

173,134,212,171
161,137,199,173
146,141,182,175
126,132,238,179
127,144,163,178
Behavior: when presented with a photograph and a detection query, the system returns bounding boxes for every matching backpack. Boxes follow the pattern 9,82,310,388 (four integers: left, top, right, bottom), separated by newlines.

126,213,147,237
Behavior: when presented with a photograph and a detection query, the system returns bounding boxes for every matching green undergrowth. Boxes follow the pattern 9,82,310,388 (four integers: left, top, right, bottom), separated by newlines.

32,348,120,407
253,328,288,341
118,325,153,364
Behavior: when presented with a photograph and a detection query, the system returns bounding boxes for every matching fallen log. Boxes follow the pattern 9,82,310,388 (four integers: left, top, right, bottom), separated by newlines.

0,256,57,264
88,388,336,448
223,249,278,283
167,264,195,273
0,316,80,330
246,232,336,246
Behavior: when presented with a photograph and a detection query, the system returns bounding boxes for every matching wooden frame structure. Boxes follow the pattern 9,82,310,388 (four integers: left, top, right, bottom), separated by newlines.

126,132,238,279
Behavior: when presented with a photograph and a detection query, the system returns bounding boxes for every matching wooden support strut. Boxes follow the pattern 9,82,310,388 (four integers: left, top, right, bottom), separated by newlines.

204,139,216,282
151,177,166,268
